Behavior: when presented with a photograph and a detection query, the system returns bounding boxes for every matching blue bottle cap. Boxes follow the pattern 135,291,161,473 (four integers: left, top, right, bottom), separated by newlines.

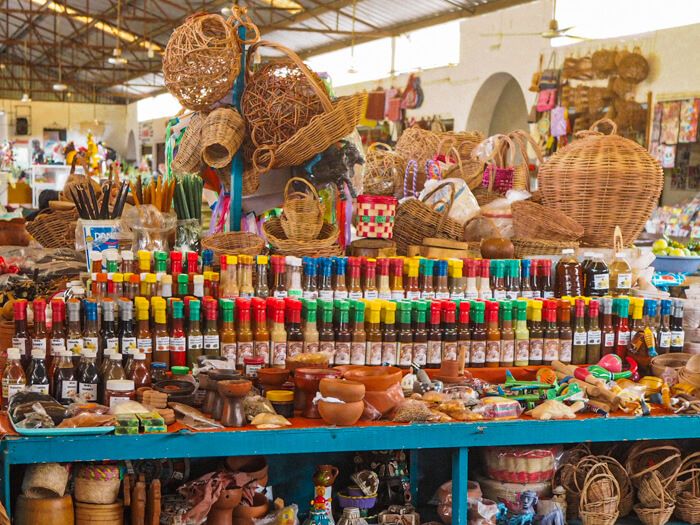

202,249,213,266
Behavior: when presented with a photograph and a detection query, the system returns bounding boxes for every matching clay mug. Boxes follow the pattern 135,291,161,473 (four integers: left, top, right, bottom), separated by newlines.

313,465,339,487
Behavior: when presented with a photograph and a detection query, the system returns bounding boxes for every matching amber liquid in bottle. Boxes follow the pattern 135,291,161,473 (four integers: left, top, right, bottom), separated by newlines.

485,302,501,368
412,301,429,367
350,301,367,366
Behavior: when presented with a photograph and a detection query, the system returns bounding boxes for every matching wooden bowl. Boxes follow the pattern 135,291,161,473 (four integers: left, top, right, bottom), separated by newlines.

16,494,74,525
319,378,366,403
233,493,270,525
257,368,290,387
686,354,700,374
217,379,252,398
344,366,402,391
318,400,364,426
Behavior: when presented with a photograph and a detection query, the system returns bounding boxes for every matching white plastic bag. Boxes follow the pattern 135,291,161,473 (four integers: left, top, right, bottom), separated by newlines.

419,178,480,225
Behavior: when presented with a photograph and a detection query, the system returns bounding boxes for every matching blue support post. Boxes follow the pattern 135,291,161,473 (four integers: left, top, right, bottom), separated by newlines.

2,448,10,516
452,447,468,525
409,449,419,504
229,26,247,232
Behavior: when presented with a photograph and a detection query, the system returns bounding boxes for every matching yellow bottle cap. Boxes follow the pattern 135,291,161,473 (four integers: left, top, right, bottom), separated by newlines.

211,272,220,282
112,272,123,283
239,255,252,264
203,271,212,281
137,250,151,269
226,255,238,265
266,390,294,402
257,255,269,265
145,273,157,284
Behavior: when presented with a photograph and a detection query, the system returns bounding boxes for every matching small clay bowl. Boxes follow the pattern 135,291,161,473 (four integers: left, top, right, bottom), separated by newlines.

257,368,290,387
344,366,402,391
294,368,341,390
233,493,270,525
318,400,364,426
225,456,269,487
217,379,252,398
319,378,366,403
438,359,460,378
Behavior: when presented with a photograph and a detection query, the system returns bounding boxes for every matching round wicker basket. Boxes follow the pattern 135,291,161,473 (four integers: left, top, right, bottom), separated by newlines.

201,231,265,261
512,200,584,241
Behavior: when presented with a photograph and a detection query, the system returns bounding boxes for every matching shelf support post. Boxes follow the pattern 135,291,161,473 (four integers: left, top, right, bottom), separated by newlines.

2,447,10,517
452,447,468,525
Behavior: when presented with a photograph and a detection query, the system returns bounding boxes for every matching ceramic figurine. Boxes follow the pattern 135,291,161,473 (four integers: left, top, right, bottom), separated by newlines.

313,465,339,523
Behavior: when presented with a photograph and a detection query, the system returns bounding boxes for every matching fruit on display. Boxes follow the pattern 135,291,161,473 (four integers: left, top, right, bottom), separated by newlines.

652,238,699,257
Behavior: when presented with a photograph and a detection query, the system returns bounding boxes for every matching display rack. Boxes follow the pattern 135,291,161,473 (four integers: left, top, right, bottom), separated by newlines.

1,415,699,522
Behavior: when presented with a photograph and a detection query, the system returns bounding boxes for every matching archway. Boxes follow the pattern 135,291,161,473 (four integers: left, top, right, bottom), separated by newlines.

126,130,137,163
466,72,529,135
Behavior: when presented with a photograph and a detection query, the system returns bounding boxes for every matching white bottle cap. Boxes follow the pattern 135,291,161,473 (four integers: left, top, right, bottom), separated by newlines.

193,275,204,284
110,353,123,360
82,349,97,358
562,249,575,254
106,379,135,392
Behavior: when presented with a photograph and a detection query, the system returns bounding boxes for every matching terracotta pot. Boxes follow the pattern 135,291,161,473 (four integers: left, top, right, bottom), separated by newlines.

318,400,364,426
217,379,252,427
287,355,330,375
209,370,240,420
257,368,290,387
232,493,269,525
364,390,401,416
319,378,365,403
294,368,341,418
313,464,340,487
439,359,460,378
207,488,243,525
225,456,269,487
16,494,74,525
343,366,402,391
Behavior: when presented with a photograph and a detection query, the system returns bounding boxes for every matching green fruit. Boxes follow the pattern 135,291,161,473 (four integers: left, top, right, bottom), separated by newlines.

683,248,692,256
654,249,668,256
653,239,668,251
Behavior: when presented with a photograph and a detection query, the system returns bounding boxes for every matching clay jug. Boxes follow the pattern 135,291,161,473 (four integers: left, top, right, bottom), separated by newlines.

313,465,339,487
207,488,242,525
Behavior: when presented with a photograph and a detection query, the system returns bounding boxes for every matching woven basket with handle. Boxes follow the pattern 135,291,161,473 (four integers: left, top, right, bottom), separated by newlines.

634,471,675,525
579,469,620,525
512,200,584,241
264,218,339,254
201,231,265,261
280,177,324,240
172,112,204,173
625,443,682,490
26,206,78,249
201,107,245,168
538,118,663,247
674,461,700,524
363,142,406,196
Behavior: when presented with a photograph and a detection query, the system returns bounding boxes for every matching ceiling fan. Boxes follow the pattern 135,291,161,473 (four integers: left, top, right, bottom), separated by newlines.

481,0,589,41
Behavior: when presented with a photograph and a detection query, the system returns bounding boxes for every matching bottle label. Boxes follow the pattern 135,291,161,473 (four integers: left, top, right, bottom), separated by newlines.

67,338,83,357
319,290,334,301
465,290,479,300
450,292,465,301
458,341,471,365
493,290,507,300
427,340,442,365
109,395,131,409
398,342,414,367
29,384,50,395
203,335,219,352
593,273,610,290
435,291,450,300
304,341,319,354
530,338,544,362
442,342,458,361
671,330,685,348
573,332,588,346
350,342,366,365
254,341,270,365
121,337,137,356
501,340,515,364
515,340,529,364
302,290,318,301
31,338,46,352
170,336,187,354
187,335,203,353
381,342,398,366
587,330,601,346
83,336,99,354
413,343,428,366
616,273,632,289
137,338,152,354
366,341,383,366
272,342,287,366
348,291,363,300
237,342,254,366
520,290,534,299
391,291,405,301
658,331,672,348
156,335,170,354
106,337,119,353
559,340,572,362
506,291,519,301
288,289,302,298
79,382,98,401
603,332,616,348
532,290,542,299
319,341,335,357
378,291,392,300
478,290,493,300
406,291,421,300
273,290,288,299
288,341,303,359
335,342,351,365
363,290,379,300
486,341,501,364
61,380,78,400
51,338,66,355
543,291,555,299
11,337,27,353
543,338,560,362
617,331,630,347
470,341,486,364
333,290,349,300
421,291,435,300
222,342,237,364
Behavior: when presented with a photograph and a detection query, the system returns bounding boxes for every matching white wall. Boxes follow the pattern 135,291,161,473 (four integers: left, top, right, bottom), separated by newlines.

0,99,128,157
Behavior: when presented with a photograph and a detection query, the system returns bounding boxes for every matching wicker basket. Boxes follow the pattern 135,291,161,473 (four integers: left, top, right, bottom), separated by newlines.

363,143,406,196
393,181,464,255
512,238,580,258
538,118,663,247
625,443,682,490
280,177,324,240
512,200,584,241
74,465,121,505
201,107,245,168
201,231,265,261
26,207,78,249
21,463,69,498
618,47,649,83
592,49,618,77
264,218,339,255
674,464,700,525
395,126,442,191
245,41,365,174
650,353,692,378
579,470,620,525
634,474,675,525
172,112,204,173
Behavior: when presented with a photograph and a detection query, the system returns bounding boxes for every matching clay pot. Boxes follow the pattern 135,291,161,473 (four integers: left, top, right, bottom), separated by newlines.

218,379,252,427
294,368,341,418
318,400,364,426
287,355,330,375
257,368,290,387
319,378,365,402
439,359,460,378
209,370,240,419
343,366,402,391
225,456,269,487
313,464,340,487
364,390,400,416
16,494,74,525
232,493,269,525
208,488,243,525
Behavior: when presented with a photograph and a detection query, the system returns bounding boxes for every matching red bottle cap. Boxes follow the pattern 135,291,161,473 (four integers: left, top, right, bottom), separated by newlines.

589,300,599,316
575,299,585,316
33,298,46,321
13,299,27,320
459,301,471,322
377,258,390,276
51,299,65,320
390,258,404,275
481,259,490,278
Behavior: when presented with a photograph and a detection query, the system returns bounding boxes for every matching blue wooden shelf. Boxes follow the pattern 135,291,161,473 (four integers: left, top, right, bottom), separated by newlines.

2,415,699,522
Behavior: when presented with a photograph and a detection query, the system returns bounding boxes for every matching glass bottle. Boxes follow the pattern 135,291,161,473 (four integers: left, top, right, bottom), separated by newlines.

427,300,443,368
236,298,254,368
216,299,235,365
53,349,76,405
492,261,507,300
405,259,421,300
170,251,183,281
670,300,685,353
2,348,26,409
271,256,288,299
12,299,30,367
50,299,67,372
238,255,255,298
78,349,99,401
31,298,48,360
543,300,560,365
449,259,466,300
470,301,486,368
99,352,126,404
286,299,304,360
123,274,138,300
221,255,239,299
381,301,398,365
390,258,405,300
350,301,367,365
192,274,204,299
508,260,521,300
540,260,555,298
119,299,137,364
202,298,220,358
186,251,199,286
377,258,392,300
584,253,609,297
202,249,214,273
529,300,544,366
499,300,515,367
286,256,303,298
365,300,383,366
558,299,573,364
152,298,170,367
318,300,336,364
434,260,450,300
101,299,119,365
658,299,672,355
129,352,151,389
27,348,49,395
600,297,615,356
362,258,379,300
463,259,478,300
303,299,320,354
335,301,351,366
529,260,541,299
135,297,153,366
485,301,501,368
457,300,471,368
555,249,583,297
420,259,435,300
514,300,530,367
615,298,631,359
121,250,135,274
82,300,100,363
316,258,333,301
520,260,533,299
586,299,602,364
137,250,151,279
478,259,492,300
333,257,348,300
302,257,319,300
270,300,288,367
412,301,429,367
609,252,633,296
253,299,270,365
441,300,459,362
397,301,414,368
572,299,587,365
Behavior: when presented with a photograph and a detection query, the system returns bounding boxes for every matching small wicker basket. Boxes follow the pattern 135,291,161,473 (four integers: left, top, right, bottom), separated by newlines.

625,444,682,490
172,112,204,173
264,218,338,253
512,238,580,258
201,107,245,168
74,465,121,505
201,231,265,261
363,143,406,196
579,469,620,525
280,177,324,240
26,207,78,249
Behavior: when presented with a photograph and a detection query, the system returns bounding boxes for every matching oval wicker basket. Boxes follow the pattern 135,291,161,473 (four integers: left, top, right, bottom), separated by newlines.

538,118,663,247
201,231,265,261
512,200,584,241
26,207,78,249
512,238,580,258
264,217,338,253
201,107,245,168
280,177,324,240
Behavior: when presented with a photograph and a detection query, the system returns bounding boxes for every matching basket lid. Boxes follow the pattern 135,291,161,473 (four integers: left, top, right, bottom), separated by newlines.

357,195,397,205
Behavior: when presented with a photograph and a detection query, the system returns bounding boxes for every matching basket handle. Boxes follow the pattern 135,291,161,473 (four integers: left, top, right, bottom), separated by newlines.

590,118,618,135
421,180,457,226
246,40,333,113
425,159,443,181
252,144,275,175
403,160,418,198
227,6,260,45
613,226,624,253
508,130,543,192
284,176,320,202
368,142,393,153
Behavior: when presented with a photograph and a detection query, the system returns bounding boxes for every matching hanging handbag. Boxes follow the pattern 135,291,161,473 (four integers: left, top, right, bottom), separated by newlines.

550,106,568,137
401,74,424,110
366,89,387,121
536,89,557,112
538,52,559,90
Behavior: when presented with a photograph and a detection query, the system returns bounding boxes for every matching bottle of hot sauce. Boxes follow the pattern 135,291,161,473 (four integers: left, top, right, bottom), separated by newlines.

434,261,450,300
253,298,270,365
514,300,530,366
412,301,429,367
457,301,471,368
540,260,555,299
202,298,220,358
558,300,573,364
600,297,615,356
478,260,492,300
441,301,459,362
13,300,30,366
420,259,435,300
318,300,336,364
362,259,379,300
470,301,486,368
152,298,169,368
529,300,544,365
333,257,348,300
542,300,560,365
286,299,304,360
397,301,414,368
377,259,392,300
50,299,67,373
170,300,187,368
31,298,48,360
572,299,588,365
170,251,183,282
335,301,352,366
499,300,515,367
405,259,421,300
82,300,100,364
381,301,398,366
586,299,602,364
185,299,203,367
270,299,288,368
615,297,631,359
235,299,253,368
134,297,152,367
658,300,673,355
390,259,405,300
485,301,501,368
118,299,137,365
101,299,119,365
350,301,367,366
365,300,383,366
427,300,443,368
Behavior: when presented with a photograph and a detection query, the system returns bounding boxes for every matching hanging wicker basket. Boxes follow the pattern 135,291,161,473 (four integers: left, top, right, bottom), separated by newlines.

280,177,324,240
538,118,662,246
618,47,649,83
201,107,245,168
172,112,205,174
244,41,365,174
592,49,618,77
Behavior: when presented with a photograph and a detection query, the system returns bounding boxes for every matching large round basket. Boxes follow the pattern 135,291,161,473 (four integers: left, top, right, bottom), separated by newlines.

26,207,78,249
280,177,324,240
244,41,365,174
512,200,584,241
201,231,265,261
538,118,662,247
